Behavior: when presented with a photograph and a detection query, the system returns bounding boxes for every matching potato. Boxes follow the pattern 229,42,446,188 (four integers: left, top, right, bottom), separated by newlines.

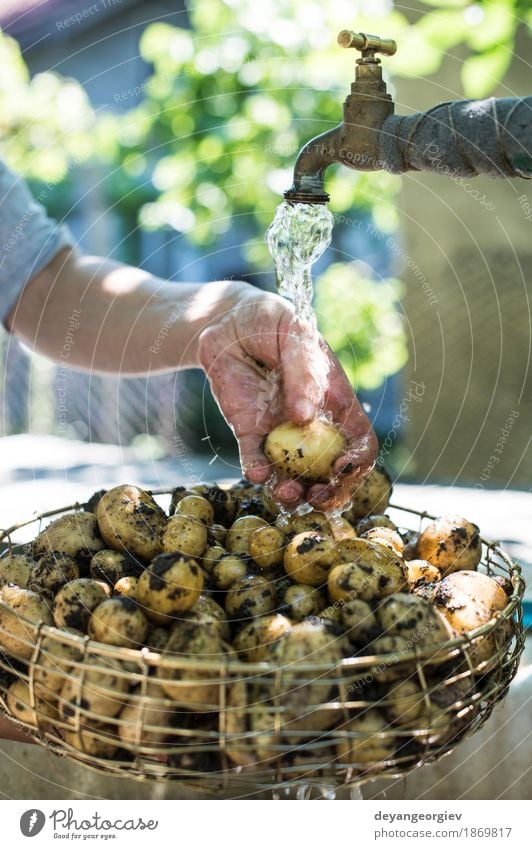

90,549,142,586
405,559,441,591
328,540,406,602
225,575,276,621
119,682,174,750
356,515,397,535
208,524,227,546
370,635,412,682
173,595,231,642
376,594,453,651
276,510,332,537
284,532,338,587
145,625,170,652
212,555,248,589
136,553,204,625
233,613,292,661
279,583,326,622
344,466,392,521
202,544,227,574
0,586,53,659
417,516,481,575
265,419,346,483
192,482,236,526
33,633,83,699
225,679,277,767
30,553,79,594
88,597,149,648
113,575,139,599
384,679,425,727
328,515,357,541
337,709,395,767
163,514,208,559
341,598,377,645
60,656,130,721
158,623,234,710
63,722,119,758
7,679,58,729
432,571,509,665
96,485,166,561
52,578,109,632
249,526,285,569
32,512,104,564
360,527,404,556
226,516,268,558
0,553,34,588
174,494,214,525
401,530,420,561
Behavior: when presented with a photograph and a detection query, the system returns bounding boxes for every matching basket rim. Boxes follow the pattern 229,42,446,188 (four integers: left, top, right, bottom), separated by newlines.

0,491,525,675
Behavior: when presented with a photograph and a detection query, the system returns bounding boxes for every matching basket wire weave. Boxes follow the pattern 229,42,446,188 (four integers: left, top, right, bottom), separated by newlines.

0,494,525,794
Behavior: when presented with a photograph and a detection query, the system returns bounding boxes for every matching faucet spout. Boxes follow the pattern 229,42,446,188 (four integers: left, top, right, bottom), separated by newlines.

283,126,341,204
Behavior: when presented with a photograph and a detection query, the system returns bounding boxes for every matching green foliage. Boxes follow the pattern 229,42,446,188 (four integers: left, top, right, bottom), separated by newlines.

315,263,408,390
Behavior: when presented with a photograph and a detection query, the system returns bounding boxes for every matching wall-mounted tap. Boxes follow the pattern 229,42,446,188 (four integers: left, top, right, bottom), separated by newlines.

284,30,532,205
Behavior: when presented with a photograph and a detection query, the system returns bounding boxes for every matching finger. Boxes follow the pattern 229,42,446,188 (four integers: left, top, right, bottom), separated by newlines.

238,434,271,484
272,478,306,508
279,316,328,424
307,432,378,511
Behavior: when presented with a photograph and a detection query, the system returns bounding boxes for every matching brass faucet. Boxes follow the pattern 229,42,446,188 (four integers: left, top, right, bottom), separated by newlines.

283,30,532,204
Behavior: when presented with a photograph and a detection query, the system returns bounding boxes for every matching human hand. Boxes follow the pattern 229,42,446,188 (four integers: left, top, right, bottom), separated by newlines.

198,285,378,512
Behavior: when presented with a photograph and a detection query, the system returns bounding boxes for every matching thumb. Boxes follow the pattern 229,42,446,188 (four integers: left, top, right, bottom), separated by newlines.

279,316,328,424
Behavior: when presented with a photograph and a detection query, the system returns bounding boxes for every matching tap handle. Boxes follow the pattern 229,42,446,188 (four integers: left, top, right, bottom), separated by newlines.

337,30,397,58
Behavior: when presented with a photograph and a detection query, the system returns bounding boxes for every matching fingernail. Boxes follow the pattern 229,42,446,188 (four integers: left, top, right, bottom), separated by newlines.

294,400,314,423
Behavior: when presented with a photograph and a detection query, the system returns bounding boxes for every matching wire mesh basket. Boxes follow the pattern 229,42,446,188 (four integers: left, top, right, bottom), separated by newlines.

0,492,525,795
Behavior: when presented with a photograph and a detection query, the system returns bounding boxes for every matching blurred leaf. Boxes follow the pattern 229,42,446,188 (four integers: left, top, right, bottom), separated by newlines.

461,43,512,97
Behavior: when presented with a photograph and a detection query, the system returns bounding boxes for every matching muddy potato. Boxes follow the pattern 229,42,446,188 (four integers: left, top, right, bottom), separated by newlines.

7,679,57,728
370,635,412,682
377,594,454,652
88,597,149,648
328,515,357,542
90,549,143,586
317,602,344,626
225,575,276,621
202,544,226,575
337,710,396,767
114,575,139,599
159,623,234,710
208,524,227,546
235,495,276,523
32,512,104,565
145,625,170,652
0,553,34,588
33,633,83,699
225,679,276,767
212,554,248,589
360,527,404,556
432,571,509,664
174,494,214,525
280,583,326,622
226,515,268,558
96,485,166,561
356,514,397,535
136,553,204,625
401,530,420,561
0,585,53,659
344,466,392,521
249,526,285,570
168,486,196,515
277,510,332,537
192,482,236,526
341,598,377,645
233,613,292,661
384,679,425,727
29,553,79,594
163,514,208,559
284,532,338,587
328,540,406,603
417,516,481,575
119,682,174,749
405,559,441,591
60,656,130,721
63,722,119,758
52,578,109,632
265,419,346,483
175,595,231,641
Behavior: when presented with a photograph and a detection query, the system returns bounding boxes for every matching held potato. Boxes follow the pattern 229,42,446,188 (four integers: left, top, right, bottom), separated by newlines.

96,485,166,561
265,419,346,483
158,623,234,710
29,553,79,594
225,575,276,621
343,466,392,521
417,516,481,575
32,512,104,565
136,553,204,625
60,656,130,721
88,597,149,648
284,532,338,587
52,578,110,632
328,539,406,602
337,709,396,768
162,515,208,559
0,553,34,588
0,585,53,660
233,613,292,661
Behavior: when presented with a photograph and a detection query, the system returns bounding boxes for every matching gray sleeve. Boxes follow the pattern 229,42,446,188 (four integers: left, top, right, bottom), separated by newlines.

0,159,75,325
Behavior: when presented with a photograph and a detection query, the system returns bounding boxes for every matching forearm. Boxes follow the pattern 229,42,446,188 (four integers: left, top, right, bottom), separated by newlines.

6,248,248,374
0,714,33,743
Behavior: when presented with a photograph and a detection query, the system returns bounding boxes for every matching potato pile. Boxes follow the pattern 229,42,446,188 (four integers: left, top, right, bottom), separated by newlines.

0,471,514,774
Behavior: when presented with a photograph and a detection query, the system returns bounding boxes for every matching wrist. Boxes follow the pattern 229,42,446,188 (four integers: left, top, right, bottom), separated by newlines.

182,279,253,367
